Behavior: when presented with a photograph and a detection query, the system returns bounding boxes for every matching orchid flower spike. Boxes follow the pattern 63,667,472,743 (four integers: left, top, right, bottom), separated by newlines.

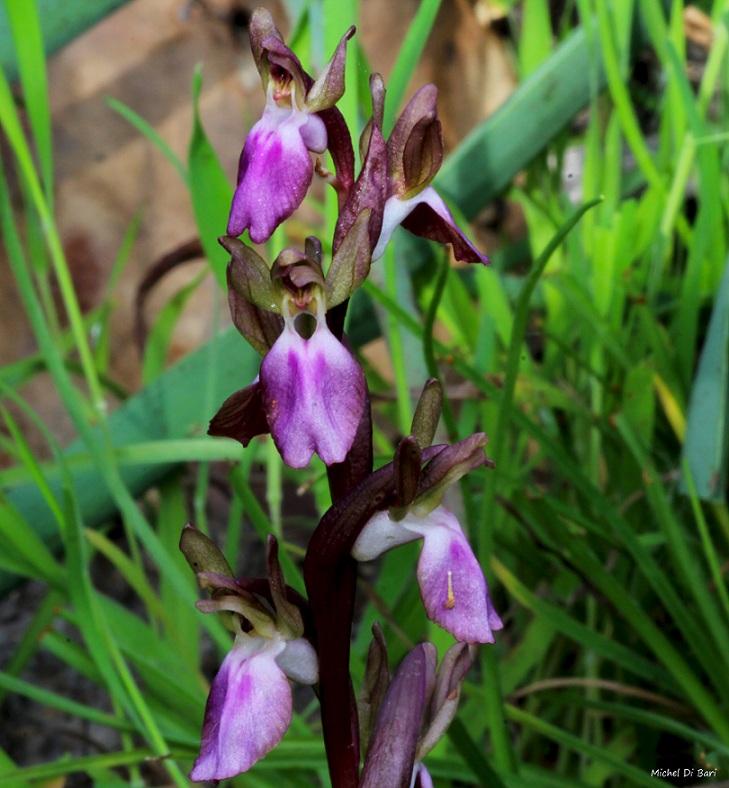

352,434,503,643
180,528,318,781
371,82,489,265
228,8,354,243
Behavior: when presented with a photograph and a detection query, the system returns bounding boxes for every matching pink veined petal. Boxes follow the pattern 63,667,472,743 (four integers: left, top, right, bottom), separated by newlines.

190,635,292,782
403,506,503,644
227,105,318,244
260,320,366,468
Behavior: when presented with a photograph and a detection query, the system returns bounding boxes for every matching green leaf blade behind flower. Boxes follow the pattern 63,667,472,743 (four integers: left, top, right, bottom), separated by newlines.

189,66,234,289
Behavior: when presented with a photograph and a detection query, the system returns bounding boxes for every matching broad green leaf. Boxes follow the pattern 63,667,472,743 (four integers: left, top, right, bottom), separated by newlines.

681,256,729,501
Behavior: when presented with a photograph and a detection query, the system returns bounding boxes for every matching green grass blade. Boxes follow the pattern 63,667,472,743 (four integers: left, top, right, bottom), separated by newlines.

504,705,663,787
479,197,603,560
492,557,673,687
381,0,443,134
188,65,233,288
2,0,53,204
229,465,306,596
0,0,130,82
105,96,188,184
0,671,136,734
1,328,256,595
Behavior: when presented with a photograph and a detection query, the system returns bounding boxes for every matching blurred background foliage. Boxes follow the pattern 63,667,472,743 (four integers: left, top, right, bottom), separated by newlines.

1,0,728,785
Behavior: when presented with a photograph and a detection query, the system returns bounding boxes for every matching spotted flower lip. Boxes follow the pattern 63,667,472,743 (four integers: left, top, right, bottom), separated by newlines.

260,304,366,468
352,505,503,644
190,632,318,782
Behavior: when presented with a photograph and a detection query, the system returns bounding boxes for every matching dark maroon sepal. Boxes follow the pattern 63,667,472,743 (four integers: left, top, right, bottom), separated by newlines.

266,536,304,635
319,105,355,196
393,435,422,510
248,8,283,82
401,114,443,197
208,382,269,446
387,85,440,191
401,201,489,265
416,433,489,499
411,378,443,449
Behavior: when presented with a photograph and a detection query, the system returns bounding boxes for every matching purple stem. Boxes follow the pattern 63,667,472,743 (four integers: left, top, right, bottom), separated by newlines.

304,440,443,786
306,394,373,786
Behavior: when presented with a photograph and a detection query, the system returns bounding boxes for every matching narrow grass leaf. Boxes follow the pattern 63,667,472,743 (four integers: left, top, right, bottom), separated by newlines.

229,465,306,595
505,704,660,787
85,528,169,625
189,65,233,288
0,671,135,734
381,0,443,134
492,556,673,687
0,495,64,589
3,0,53,203
105,96,188,184
435,24,608,218
142,268,208,383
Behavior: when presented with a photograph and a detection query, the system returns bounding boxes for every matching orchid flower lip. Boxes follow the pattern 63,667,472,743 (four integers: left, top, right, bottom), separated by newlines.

189,630,318,782
411,761,435,788
260,301,366,468
189,633,292,782
227,93,327,244
353,505,502,644
372,191,425,260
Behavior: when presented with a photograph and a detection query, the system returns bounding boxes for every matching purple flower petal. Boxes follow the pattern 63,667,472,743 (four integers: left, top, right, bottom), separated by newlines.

260,319,366,468
190,635,292,782
373,187,488,265
403,506,503,644
227,104,327,244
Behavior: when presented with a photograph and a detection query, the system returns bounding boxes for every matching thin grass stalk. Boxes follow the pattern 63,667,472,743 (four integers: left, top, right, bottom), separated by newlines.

682,464,729,630
478,198,603,563
380,0,443,135
0,69,104,412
